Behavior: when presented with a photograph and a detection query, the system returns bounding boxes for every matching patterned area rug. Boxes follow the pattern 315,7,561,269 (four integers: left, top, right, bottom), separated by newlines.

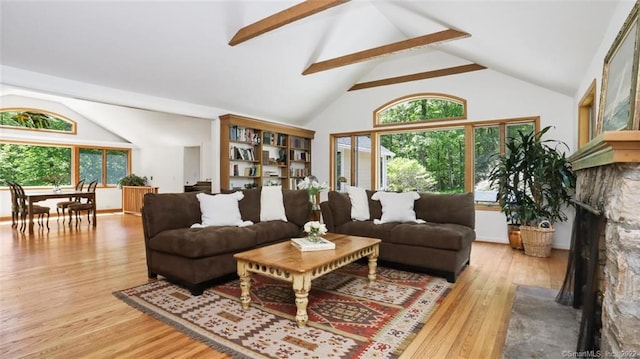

114,262,451,359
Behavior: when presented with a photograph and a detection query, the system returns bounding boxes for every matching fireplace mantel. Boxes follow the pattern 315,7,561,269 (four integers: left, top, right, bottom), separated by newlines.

569,131,640,170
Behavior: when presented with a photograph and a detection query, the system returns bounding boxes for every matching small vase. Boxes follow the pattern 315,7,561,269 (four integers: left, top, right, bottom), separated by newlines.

309,193,319,211
53,185,61,193
307,232,322,243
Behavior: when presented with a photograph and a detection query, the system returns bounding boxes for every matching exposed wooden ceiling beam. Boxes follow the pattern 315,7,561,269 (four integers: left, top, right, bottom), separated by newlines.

229,0,349,46
348,63,486,91
303,29,470,75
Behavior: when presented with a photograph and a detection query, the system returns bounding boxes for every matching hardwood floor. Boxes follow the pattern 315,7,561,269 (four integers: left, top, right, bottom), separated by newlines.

0,214,568,358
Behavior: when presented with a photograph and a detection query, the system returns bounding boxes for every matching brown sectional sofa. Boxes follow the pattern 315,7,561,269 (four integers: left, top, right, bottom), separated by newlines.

141,189,310,295
320,190,476,282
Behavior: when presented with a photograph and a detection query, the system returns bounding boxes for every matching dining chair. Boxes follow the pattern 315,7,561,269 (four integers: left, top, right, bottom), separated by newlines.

11,182,51,231
7,181,20,227
68,180,97,225
55,179,85,222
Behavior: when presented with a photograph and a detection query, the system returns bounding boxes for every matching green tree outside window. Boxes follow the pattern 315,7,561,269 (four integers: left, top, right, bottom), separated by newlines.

1,110,74,132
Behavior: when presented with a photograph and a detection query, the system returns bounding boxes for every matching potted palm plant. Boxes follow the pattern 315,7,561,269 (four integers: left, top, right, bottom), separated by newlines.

488,126,576,257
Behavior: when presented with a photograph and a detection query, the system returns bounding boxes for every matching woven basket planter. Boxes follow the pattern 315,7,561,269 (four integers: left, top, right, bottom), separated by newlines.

520,223,554,257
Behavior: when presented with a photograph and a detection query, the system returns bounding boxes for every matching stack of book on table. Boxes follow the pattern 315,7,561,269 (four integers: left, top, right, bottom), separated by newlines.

291,237,335,251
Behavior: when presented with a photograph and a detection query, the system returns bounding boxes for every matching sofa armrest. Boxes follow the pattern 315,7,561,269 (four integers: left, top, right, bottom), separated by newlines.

320,201,335,232
141,192,202,239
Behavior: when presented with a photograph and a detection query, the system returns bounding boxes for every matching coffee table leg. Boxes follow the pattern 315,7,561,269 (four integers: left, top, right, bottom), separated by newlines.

237,260,251,309
367,245,379,283
292,274,311,328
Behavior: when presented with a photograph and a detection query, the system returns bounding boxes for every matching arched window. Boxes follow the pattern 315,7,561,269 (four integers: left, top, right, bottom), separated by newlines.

374,93,466,127
1,108,76,133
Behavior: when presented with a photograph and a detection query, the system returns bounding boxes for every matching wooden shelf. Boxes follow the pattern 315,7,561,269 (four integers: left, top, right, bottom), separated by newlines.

220,114,315,190
569,131,640,170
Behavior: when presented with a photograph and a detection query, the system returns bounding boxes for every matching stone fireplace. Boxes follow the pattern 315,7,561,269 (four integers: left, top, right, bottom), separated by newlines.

568,131,640,355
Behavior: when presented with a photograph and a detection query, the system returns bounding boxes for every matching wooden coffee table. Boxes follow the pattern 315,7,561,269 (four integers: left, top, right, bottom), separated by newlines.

234,233,381,328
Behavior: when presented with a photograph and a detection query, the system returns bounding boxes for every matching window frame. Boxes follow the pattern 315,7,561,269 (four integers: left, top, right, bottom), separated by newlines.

329,116,540,210
373,93,467,128
0,107,77,134
578,80,597,148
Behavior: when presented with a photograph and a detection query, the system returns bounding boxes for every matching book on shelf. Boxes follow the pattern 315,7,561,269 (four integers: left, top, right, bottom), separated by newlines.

263,131,273,145
291,237,335,252
277,134,287,146
230,126,260,144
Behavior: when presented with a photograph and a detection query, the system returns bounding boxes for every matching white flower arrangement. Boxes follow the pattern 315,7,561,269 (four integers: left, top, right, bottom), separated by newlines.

303,221,327,238
297,176,327,196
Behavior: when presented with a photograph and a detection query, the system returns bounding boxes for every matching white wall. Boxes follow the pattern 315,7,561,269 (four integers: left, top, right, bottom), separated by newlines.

307,60,576,248
140,146,184,193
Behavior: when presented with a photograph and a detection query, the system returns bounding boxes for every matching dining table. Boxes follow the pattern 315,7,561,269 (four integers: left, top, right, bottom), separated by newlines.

24,190,96,234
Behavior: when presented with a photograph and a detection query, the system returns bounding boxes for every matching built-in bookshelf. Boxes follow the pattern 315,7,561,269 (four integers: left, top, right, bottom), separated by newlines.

219,114,315,190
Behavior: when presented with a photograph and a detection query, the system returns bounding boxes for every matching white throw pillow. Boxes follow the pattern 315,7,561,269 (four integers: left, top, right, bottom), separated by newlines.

346,185,370,221
196,192,244,227
371,191,425,224
260,186,288,222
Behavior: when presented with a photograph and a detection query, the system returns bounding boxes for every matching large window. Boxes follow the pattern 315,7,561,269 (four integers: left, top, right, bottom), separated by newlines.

0,143,72,186
330,117,538,209
1,142,131,187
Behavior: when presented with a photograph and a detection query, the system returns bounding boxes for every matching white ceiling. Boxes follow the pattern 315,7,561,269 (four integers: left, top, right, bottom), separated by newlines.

0,1,624,124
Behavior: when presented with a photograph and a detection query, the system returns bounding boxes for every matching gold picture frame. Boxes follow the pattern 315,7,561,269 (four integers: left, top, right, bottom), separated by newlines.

597,2,640,134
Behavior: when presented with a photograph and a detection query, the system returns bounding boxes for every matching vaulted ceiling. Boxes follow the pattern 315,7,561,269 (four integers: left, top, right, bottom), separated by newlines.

0,1,623,124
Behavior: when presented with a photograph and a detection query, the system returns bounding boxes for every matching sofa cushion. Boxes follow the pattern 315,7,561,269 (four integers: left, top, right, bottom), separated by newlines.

346,185,370,220
334,221,399,242
252,221,303,245
371,191,421,223
260,186,288,222
366,190,383,220
327,191,352,226
389,222,475,250
283,189,311,227
196,192,244,227
148,226,258,258
221,188,261,223
414,192,475,228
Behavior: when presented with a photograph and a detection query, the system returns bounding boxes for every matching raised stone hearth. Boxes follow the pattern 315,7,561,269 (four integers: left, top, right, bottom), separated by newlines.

570,131,640,355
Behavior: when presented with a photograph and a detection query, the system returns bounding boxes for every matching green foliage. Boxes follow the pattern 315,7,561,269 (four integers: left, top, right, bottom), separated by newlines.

378,97,464,124
117,173,148,187
488,126,576,225
79,148,103,183
474,126,500,186
0,143,71,186
386,157,436,192
1,111,73,131
380,128,465,193
106,150,128,184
